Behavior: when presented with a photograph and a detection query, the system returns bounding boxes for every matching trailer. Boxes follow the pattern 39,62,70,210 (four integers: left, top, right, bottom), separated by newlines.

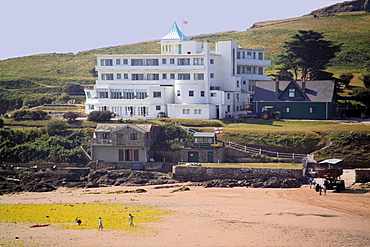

315,158,345,192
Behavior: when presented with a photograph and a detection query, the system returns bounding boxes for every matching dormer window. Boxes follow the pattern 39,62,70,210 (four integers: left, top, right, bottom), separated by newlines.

289,88,295,98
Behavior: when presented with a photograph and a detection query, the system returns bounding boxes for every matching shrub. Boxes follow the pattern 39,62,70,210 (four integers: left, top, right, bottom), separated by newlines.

87,111,112,122
63,111,80,121
360,73,370,88
45,120,67,135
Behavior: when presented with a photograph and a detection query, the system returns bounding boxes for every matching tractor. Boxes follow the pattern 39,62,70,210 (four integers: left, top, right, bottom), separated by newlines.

310,158,345,193
261,106,281,120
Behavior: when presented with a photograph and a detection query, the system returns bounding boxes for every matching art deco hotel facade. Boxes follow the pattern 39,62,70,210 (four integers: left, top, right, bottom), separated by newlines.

84,23,271,119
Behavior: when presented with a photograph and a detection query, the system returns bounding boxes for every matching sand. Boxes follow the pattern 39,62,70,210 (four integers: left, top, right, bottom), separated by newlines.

0,182,369,247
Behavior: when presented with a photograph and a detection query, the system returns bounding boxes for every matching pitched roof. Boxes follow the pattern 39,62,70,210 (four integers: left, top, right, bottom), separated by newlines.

95,124,152,133
161,22,190,41
253,80,335,102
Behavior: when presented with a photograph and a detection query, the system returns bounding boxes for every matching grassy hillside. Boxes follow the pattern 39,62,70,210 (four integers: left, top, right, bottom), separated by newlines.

1,12,369,85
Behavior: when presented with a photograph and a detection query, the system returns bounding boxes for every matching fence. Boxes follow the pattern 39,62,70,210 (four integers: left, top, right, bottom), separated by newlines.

226,141,307,161
178,162,303,169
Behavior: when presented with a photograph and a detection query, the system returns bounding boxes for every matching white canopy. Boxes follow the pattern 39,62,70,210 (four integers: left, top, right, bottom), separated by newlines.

318,158,342,165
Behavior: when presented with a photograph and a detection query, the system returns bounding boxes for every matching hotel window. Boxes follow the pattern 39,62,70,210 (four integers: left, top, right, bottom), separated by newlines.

170,74,175,79
237,66,241,74
116,59,121,65
258,52,264,60
178,58,190,65
132,74,144,80
162,74,167,79
193,58,204,65
122,59,128,65
258,67,264,75
289,88,295,98
243,80,246,85
189,90,194,97
97,89,108,98
177,90,180,96
162,58,166,64
86,92,91,99
131,59,144,66
123,89,134,99
253,52,256,59
110,89,122,99
247,67,252,73
242,51,245,59
178,73,190,80
101,59,113,66
200,91,205,97
309,107,316,114
146,59,159,66
147,74,159,80
101,73,113,80
136,89,147,99
282,106,290,113
194,73,204,80
156,105,161,110
247,52,252,56
210,73,214,78
236,93,239,102
237,51,241,59
88,104,94,110
170,58,175,64
237,81,240,87
227,105,230,112
117,74,121,79
211,93,216,97
210,59,214,64
123,74,128,79
103,133,109,139
227,93,230,100
153,91,161,98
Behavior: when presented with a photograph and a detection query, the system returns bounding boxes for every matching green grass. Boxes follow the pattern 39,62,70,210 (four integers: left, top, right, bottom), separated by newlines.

0,203,171,231
0,12,369,89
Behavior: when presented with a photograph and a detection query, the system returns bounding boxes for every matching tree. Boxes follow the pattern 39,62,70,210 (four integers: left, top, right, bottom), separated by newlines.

278,30,341,81
63,111,80,121
339,73,354,87
350,87,370,115
360,74,370,88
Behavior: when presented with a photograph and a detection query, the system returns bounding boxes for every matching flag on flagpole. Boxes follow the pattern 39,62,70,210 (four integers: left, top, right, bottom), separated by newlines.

183,20,188,25
214,127,223,133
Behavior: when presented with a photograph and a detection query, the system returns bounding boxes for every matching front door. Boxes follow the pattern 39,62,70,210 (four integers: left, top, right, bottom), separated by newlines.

188,151,199,162
207,151,214,163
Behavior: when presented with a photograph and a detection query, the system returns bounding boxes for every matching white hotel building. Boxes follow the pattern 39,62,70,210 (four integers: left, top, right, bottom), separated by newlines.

84,22,271,119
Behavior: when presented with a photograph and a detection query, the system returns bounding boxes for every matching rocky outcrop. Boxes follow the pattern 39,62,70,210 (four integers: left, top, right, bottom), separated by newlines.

310,0,369,17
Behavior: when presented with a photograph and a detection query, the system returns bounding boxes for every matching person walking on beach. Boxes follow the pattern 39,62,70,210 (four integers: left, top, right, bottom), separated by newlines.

75,218,82,225
323,184,327,196
98,217,103,231
128,214,134,227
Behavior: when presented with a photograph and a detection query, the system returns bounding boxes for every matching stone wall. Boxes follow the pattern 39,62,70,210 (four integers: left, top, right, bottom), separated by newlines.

173,166,304,182
355,168,370,183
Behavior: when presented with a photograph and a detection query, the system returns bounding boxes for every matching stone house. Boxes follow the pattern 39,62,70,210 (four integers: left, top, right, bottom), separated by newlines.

91,123,154,163
180,132,225,163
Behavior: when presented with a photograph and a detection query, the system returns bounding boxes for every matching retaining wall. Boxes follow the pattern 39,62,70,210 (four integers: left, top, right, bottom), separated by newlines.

173,166,304,182
355,168,370,183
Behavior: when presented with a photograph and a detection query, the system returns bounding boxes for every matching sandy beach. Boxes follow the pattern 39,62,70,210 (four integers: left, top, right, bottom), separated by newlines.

0,182,369,247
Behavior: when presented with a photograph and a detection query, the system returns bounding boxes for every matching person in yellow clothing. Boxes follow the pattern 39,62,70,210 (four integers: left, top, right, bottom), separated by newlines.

128,214,134,227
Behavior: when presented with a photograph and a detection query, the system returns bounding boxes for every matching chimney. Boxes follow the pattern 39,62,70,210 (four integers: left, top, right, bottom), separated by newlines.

275,80,279,94
302,81,306,92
